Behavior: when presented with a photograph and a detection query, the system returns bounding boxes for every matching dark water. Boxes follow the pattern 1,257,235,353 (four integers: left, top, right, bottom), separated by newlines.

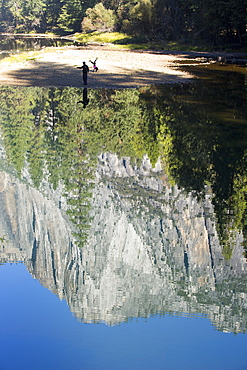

0,34,82,59
0,60,247,369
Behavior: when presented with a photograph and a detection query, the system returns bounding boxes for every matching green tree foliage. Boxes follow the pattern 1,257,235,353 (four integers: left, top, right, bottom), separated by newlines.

0,0,13,31
57,0,84,32
220,152,247,256
203,0,247,45
41,87,97,246
0,86,36,176
0,0,246,46
82,3,116,32
232,155,247,237
0,82,247,254
8,0,46,32
123,0,154,36
44,0,63,30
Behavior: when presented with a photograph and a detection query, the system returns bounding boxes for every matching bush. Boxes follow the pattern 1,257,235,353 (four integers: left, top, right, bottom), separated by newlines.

81,3,116,33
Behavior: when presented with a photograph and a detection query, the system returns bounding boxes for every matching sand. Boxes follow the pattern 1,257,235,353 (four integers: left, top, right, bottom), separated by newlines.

0,45,195,89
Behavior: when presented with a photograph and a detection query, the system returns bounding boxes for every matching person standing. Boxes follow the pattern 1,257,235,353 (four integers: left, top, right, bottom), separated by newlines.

77,61,89,85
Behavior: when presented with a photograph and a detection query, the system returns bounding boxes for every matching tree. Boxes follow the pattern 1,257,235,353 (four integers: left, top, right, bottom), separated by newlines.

82,3,116,32
44,0,63,31
8,0,46,32
129,0,154,36
57,0,84,32
0,0,13,32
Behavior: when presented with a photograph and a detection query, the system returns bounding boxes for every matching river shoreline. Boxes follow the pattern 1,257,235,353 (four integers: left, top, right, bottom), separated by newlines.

0,45,195,88
0,43,246,89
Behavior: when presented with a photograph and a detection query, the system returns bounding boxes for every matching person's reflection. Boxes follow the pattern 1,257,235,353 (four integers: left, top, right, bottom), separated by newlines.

78,88,89,108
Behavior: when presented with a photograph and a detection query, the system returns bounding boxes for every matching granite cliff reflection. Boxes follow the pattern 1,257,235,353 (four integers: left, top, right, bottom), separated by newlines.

0,79,247,334
1,152,247,333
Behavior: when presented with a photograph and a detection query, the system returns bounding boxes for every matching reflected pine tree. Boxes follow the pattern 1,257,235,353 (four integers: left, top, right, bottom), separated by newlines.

137,84,217,195
27,88,49,187
81,89,147,159
0,83,247,254
42,87,96,246
228,152,247,255
140,82,247,258
0,86,96,247
0,86,36,177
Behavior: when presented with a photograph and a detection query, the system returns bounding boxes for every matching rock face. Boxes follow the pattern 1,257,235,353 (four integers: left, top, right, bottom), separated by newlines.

1,152,247,333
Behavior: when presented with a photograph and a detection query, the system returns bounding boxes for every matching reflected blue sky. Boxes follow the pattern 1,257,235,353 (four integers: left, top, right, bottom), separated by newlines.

1,263,247,370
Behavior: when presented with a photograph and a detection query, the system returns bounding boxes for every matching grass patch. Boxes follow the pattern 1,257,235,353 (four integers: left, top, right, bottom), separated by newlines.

1,51,39,63
74,31,139,46
73,32,247,53
73,32,210,51
73,32,166,51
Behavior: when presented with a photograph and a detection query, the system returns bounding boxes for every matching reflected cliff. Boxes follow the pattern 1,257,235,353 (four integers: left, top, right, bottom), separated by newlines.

0,75,247,333
1,155,247,333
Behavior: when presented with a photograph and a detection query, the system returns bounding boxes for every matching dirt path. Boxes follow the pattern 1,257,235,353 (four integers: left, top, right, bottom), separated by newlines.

0,45,195,88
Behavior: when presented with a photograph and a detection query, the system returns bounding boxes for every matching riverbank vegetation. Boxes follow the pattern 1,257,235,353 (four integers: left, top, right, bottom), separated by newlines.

0,0,246,50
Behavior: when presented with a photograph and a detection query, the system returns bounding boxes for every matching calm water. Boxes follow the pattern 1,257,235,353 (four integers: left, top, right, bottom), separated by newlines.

0,60,247,369
0,35,82,60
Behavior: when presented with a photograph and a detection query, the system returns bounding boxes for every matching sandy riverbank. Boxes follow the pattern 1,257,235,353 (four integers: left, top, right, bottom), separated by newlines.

0,45,195,88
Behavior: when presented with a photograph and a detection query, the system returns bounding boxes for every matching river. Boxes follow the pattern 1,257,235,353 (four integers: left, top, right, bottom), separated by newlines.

0,34,82,60
0,37,247,370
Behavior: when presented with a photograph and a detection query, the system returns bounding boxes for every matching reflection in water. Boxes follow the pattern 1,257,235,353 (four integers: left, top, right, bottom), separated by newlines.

1,157,247,334
0,35,81,53
0,70,247,333
78,88,90,108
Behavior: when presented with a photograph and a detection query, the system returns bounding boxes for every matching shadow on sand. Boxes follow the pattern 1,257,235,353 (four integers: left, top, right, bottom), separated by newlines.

1,60,192,88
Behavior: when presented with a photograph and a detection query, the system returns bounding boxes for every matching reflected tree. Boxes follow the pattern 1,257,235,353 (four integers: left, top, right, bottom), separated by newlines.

138,82,247,257
1,83,247,254
0,86,37,177
42,87,97,246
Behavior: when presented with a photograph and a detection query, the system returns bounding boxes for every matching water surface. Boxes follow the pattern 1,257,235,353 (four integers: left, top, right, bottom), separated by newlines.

0,34,81,60
0,62,247,369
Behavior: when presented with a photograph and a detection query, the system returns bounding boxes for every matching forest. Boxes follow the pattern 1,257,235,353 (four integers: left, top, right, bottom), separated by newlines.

0,84,246,253
0,0,246,47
